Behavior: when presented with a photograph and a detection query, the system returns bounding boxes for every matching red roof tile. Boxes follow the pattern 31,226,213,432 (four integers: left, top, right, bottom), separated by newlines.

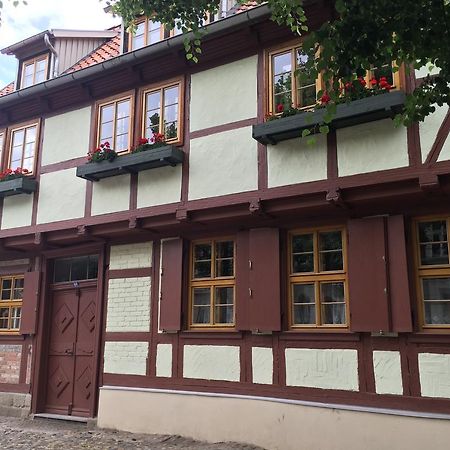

0,81,15,97
64,32,121,73
235,1,260,13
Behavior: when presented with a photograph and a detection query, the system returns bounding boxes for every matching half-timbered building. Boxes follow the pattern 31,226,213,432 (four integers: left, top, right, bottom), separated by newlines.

0,1,449,448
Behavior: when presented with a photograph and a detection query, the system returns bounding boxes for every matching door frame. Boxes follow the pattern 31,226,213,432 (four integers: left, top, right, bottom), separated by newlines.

31,243,106,417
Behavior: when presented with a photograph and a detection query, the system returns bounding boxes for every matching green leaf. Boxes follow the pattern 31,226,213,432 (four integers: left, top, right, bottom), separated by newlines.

301,129,311,138
319,125,330,134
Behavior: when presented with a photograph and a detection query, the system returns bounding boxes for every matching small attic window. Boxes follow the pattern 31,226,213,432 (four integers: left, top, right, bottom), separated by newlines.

20,54,49,88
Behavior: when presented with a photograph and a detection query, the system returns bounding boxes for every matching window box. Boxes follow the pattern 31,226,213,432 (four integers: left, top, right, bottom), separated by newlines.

0,177,37,198
253,91,406,145
76,145,184,182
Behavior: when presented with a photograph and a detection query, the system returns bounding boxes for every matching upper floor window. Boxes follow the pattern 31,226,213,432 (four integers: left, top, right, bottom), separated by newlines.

289,228,348,329
190,239,235,328
53,255,99,283
8,122,39,174
21,54,49,88
415,218,450,327
0,276,23,333
130,18,167,50
268,44,322,114
141,81,182,143
97,95,133,153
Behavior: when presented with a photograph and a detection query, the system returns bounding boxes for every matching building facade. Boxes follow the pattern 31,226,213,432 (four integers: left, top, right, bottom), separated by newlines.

0,2,449,449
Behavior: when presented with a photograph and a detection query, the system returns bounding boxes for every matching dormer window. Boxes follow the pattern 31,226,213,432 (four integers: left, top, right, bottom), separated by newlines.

130,18,167,50
20,54,49,88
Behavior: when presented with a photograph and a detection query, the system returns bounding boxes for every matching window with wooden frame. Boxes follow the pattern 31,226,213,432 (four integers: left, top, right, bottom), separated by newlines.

414,218,450,328
0,131,4,167
268,43,322,114
189,239,235,328
96,95,133,153
361,62,401,89
21,54,49,89
129,17,168,50
141,80,183,143
8,122,39,174
289,228,348,328
0,276,23,333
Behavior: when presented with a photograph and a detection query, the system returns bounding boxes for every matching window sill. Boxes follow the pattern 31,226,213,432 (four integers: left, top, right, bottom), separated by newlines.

0,177,37,198
76,145,184,182
253,91,406,145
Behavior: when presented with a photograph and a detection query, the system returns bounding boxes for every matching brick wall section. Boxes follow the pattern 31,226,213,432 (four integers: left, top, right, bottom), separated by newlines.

103,342,148,375
109,242,153,270
0,345,22,384
106,277,151,332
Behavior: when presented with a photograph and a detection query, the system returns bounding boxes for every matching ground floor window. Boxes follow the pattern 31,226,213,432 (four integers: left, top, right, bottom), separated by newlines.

0,276,23,332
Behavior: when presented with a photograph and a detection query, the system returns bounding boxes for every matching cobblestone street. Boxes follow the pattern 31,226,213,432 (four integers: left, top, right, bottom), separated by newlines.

0,416,264,450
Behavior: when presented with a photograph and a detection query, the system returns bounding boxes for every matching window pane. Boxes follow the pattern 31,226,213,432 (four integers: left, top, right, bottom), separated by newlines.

293,283,315,303
215,305,234,324
320,231,342,251
10,307,21,329
214,287,234,324
292,234,314,273
215,286,233,305
116,133,129,152
293,305,315,324
12,129,24,147
71,256,89,281
422,278,450,325
164,86,179,106
322,304,346,325
101,104,114,124
54,259,71,283
164,104,178,123
319,231,343,271
147,91,161,111
88,255,99,279
215,241,234,277
373,64,394,85
132,22,146,49
194,243,212,278
164,122,178,140
13,278,24,300
419,221,449,265
273,52,291,75
297,86,317,108
117,100,130,119
424,302,450,325
0,308,9,329
192,288,210,324
321,282,346,325
423,278,450,301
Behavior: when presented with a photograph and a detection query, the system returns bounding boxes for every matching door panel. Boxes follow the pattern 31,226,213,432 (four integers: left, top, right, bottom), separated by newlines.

44,284,97,417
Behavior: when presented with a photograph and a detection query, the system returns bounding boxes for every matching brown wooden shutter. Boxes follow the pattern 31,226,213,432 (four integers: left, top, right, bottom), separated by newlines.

159,238,183,332
20,271,40,335
248,228,281,332
387,215,413,332
235,230,250,331
348,217,390,332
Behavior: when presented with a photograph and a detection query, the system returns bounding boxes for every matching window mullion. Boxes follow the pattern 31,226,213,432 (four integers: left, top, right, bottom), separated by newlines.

291,49,297,108
112,102,118,150
210,283,214,326
316,281,321,326
160,88,164,136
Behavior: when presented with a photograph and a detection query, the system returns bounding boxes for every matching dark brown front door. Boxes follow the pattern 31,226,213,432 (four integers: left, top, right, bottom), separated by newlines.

44,282,97,417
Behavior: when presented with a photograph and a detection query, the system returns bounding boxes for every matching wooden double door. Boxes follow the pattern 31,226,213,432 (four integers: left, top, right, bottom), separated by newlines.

43,282,98,417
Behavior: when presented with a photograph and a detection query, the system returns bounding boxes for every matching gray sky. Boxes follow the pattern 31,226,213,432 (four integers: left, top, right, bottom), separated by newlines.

0,0,119,88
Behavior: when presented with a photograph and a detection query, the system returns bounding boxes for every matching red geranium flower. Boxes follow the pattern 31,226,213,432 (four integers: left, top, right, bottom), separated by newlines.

320,92,331,104
276,104,284,113
344,82,353,91
358,77,367,87
138,137,149,145
370,77,378,87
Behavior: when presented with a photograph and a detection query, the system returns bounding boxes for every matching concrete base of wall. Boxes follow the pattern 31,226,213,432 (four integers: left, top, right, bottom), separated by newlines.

97,387,450,450
0,392,31,418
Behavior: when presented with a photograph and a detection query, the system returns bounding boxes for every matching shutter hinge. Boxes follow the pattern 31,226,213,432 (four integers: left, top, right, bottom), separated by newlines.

249,288,253,298
249,259,252,270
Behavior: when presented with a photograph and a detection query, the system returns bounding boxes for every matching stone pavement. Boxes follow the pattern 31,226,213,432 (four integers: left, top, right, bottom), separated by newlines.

0,416,265,449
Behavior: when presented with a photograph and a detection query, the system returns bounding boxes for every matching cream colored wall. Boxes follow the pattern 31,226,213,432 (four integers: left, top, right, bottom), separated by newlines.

98,388,450,450
183,345,240,382
419,105,449,162
337,119,409,176
109,242,153,270
188,127,258,200
41,107,91,166
91,174,130,216
267,134,327,188
373,351,403,395
37,168,86,224
137,166,182,208
285,348,359,391
252,347,273,385
415,63,441,79
190,56,257,132
1,195,33,230
156,344,172,378
103,342,148,376
419,353,450,399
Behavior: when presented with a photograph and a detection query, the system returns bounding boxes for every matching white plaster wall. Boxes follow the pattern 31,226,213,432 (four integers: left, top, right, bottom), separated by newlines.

98,388,450,450
41,107,91,166
37,168,86,224
190,56,257,131
419,105,449,162
419,353,450,399
109,242,153,270
337,119,409,176
91,174,130,216
415,63,441,79
1,195,33,230
106,277,151,332
156,343,172,378
183,345,240,382
267,134,327,188
252,347,273,385
373,351,403,395
285,348,359,391
137,166,182,208
103,341,148,376
188,127,258,200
